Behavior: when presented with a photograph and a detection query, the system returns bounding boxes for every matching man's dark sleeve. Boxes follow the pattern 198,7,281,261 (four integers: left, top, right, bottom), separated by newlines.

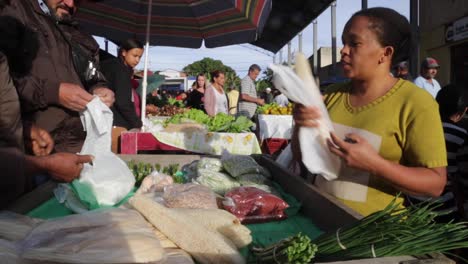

0,147,30,209
0,5,61,112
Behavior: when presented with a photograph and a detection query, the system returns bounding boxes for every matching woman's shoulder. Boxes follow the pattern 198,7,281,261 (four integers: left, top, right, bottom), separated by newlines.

395,79,437,106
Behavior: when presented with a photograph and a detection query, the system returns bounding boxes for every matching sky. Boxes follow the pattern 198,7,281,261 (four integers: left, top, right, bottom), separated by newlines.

94,0,410,77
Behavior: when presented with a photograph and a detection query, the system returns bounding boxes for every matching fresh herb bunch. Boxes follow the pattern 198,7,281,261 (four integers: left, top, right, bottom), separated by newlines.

126,161,184,185
251,233,318,264
313,196,468,262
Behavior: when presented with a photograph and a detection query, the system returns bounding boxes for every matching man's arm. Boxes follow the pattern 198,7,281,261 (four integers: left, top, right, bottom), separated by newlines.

240,77,264,105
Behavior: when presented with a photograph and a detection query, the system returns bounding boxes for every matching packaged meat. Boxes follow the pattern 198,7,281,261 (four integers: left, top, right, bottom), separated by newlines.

223,187,289,224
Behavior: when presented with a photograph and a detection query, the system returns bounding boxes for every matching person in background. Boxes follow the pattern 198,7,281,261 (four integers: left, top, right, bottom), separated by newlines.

0,13,92,209
293,7,447,216
176,92,187,101
407,85,467,222
186,73,206,110
101,38,144,130
227,85,240,115
204,70,228,116
264,87,274,104
238,64,264,119
131,78,141,118
273,89,289,107
1,0,114,153
394,61,413,81
414,57,441,98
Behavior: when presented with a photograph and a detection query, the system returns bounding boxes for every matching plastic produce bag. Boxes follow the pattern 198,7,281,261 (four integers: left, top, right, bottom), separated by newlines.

71,97,135,209
194,169,240,195
269,53,341,180
136,171,174,194
19,208,165,263
221,151,271,178
197,157,223,172
223,187,289,224
163,183,218,209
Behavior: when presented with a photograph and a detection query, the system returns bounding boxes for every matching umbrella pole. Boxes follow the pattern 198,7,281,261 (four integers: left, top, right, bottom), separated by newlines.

140,0,153,130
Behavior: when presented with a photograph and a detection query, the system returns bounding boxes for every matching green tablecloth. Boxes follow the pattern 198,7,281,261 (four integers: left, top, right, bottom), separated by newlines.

28,184,323,260
27,198,73,219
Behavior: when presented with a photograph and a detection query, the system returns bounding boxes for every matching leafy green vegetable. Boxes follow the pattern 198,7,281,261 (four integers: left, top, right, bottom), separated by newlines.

126,161,185,185
165,109,253,132
251,233,318,264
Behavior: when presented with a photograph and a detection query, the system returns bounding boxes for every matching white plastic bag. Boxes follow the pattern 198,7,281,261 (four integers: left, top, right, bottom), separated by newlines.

269,53,341,180
73,97,135,208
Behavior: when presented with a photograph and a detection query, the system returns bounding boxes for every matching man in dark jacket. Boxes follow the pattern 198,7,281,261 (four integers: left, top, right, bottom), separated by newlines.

1,0,115,153
0,15,92,209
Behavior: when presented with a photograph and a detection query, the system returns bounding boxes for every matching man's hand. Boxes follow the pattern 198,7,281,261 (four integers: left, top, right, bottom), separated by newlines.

42,153,94,182
58,83,93,111
257,98,265,106
93,87,115,107
28,124,54,156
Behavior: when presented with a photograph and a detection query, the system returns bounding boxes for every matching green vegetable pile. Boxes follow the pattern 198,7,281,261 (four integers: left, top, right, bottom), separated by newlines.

126,160,185,186
250,196,468,263
313,196,468,262
166,109,254,132
251,233,318,264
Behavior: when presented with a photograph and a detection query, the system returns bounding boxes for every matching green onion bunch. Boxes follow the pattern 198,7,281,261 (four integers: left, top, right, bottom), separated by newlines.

250,233,318,264
313,196,468,262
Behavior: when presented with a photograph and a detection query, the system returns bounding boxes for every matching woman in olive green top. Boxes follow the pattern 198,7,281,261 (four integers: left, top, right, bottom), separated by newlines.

293,7,447,216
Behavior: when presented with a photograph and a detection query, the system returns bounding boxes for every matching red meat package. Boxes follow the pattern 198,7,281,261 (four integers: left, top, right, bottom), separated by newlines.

222,187,289,224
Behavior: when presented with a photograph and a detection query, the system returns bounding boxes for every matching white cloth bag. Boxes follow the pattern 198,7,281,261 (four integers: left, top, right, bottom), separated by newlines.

269,53,341,180
77,97,135,207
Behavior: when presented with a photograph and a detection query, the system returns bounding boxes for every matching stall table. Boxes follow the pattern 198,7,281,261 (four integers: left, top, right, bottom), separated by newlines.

120,131,184,154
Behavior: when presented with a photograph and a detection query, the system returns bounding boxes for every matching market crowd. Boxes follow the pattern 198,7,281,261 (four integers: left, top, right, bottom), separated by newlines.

0,0,467,227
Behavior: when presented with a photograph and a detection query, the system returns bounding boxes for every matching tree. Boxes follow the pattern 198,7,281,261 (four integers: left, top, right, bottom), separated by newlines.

183,57,240,90
256,68,273,92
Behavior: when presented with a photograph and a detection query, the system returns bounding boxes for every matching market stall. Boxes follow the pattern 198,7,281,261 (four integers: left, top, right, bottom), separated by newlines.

8,154,461,264
256,103,294,156
122,110,261,155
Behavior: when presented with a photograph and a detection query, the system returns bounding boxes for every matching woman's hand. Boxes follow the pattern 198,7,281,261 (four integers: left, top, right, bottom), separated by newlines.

293,104,321,127
327,132,382,174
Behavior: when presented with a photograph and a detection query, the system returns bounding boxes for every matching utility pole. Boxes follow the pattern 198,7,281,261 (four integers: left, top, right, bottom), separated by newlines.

104,38,109,52
313,20,318,76
298,32,303,53
331,1,337,76
279,48,283,64
362,0,368,9
410,0,420,78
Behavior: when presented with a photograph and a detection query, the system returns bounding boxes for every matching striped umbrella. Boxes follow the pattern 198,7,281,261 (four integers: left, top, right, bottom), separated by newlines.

77,0,272,49
77,0,272,124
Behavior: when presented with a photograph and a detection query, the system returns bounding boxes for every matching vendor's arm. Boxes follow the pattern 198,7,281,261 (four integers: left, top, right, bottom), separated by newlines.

25,152,93,183
293,104,447,197
240,77,264,105
328,133,446,197
23,122,54,156
240,93,264,105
